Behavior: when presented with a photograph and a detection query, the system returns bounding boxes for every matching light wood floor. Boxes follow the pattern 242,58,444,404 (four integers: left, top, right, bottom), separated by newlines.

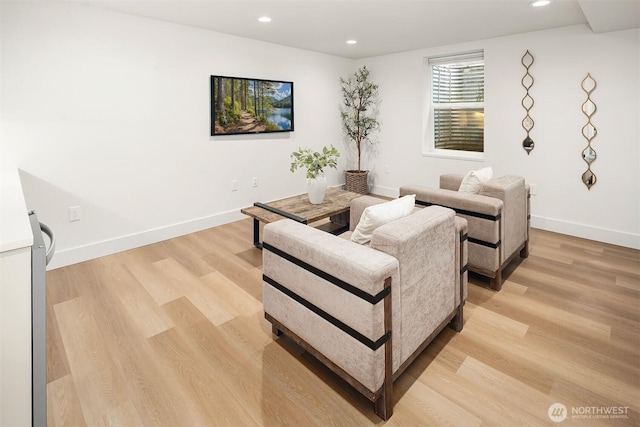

46,219,640,426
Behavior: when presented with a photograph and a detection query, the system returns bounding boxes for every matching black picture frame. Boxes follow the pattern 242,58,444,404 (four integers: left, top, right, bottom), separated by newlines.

211,75,294,136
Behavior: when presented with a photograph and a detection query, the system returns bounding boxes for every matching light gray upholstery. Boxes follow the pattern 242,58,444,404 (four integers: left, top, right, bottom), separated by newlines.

262,196,466,420
400,174,530,291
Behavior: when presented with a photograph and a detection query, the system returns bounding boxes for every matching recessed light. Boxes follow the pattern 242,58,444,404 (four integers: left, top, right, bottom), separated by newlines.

530,0,550,7
346,40,357,45
258,16,272,23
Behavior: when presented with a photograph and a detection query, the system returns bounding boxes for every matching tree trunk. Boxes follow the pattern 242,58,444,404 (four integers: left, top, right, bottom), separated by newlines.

217,77,225,124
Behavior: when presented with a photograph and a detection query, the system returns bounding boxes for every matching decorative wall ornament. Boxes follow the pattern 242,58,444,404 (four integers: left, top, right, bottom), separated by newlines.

580,73,597,190
521,50,535,154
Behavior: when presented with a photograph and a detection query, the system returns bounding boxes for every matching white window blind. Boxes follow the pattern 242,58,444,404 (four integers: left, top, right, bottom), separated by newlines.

429,51,484,152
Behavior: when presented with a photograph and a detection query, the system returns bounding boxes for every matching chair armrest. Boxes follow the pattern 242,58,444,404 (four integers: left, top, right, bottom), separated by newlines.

400,185,503,253
399,185,503,218
480,176,528,259
371,206,458,361
264,219,398,305
263,219,400,393
479,175,524,201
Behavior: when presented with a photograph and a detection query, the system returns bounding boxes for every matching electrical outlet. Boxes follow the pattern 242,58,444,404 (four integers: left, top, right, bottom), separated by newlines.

68,205,82,222
252,177,259,187
232,179,238,192
530,183,537,196
385,165,390,174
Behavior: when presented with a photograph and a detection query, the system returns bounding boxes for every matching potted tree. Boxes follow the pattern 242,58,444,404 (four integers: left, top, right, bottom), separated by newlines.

340,65,380,194
290,145,340,204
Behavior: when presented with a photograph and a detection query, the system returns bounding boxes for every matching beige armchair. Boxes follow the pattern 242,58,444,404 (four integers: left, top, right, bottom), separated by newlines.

400,174,530,291
262,196,467,420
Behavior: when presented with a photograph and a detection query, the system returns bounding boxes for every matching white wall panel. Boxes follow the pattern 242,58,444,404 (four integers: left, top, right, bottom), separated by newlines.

361,25,639,248
1,2,351,268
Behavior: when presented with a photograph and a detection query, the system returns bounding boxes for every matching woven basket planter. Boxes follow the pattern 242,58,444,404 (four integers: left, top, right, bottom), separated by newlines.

345,170,369,194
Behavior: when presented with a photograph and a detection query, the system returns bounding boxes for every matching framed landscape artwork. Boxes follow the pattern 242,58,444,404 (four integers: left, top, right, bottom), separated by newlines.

211,75,294,136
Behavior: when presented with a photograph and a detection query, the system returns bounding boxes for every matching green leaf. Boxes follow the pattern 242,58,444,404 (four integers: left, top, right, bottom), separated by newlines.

289,145,340,179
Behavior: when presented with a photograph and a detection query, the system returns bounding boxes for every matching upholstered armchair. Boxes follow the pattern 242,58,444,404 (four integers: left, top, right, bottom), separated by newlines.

400,174,530,291
262,196,467,420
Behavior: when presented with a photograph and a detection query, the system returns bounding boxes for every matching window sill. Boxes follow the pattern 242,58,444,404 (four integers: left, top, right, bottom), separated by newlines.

423,149,484,162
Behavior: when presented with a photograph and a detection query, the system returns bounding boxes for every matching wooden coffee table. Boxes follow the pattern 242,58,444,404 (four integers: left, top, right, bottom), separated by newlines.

241,188,361,248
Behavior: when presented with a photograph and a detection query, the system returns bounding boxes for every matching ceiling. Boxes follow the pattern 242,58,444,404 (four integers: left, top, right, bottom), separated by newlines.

78,0,640,59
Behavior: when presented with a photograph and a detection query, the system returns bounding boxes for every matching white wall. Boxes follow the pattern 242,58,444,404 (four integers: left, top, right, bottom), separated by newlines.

1,1,352,268
2,3,638,271
361,25,640,249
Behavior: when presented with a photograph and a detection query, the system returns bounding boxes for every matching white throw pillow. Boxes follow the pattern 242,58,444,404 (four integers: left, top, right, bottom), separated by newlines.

351,195,416,245
458,167,493,194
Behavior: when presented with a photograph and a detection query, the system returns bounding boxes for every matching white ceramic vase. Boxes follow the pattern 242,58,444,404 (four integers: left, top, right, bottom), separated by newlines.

307,173,327,204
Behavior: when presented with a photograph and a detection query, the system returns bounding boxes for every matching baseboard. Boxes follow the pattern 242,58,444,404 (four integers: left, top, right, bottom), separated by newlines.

47,209,246,270
369,184,397,198
531,215,639,250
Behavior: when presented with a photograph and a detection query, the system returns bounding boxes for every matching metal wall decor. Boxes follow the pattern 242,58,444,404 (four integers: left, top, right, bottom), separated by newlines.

521,50,535,154
580,73,597,190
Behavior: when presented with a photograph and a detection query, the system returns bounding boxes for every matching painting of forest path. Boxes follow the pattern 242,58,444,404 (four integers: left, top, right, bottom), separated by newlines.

211,76,294,135
220,111,266,134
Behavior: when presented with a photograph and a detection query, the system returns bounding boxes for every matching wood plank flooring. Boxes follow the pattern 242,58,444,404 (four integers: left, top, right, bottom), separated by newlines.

46,219,640,426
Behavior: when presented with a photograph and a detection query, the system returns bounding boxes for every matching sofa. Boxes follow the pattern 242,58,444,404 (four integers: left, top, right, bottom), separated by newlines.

262,195,467,419
400,173,530,291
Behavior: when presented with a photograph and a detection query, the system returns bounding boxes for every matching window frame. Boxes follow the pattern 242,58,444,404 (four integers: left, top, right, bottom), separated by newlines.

423,50,485,161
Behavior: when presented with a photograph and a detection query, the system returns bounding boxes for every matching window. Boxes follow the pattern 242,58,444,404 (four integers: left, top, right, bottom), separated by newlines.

425,51,484,159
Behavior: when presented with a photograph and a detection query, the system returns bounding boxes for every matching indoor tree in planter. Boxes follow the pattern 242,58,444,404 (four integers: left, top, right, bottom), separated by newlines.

290,145,340,204
340,65,380,194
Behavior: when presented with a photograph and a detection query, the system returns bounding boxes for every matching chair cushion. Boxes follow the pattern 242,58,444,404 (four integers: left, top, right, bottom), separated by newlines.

351,195,415,244
458,167,493,194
